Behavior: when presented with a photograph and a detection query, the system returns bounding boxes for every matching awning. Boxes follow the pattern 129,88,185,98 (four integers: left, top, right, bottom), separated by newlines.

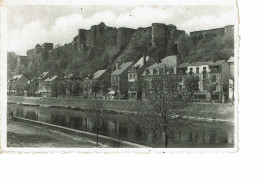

108,90,115,95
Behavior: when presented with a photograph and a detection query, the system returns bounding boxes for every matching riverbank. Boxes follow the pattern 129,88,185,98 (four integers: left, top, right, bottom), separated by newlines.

8,117,147,148
8,96,234,121
7,118,102,148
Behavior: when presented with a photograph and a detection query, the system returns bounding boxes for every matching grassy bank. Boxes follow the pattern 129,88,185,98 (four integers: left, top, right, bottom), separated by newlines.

8,96,234,121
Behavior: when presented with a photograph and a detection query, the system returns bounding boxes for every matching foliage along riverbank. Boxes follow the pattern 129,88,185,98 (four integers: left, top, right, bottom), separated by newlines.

8,96,234,121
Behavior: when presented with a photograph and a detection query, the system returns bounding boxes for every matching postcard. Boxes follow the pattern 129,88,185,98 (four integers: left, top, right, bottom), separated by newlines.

0,0,239,153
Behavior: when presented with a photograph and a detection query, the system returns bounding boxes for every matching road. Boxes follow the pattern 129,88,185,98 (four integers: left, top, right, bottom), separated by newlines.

7,118,107,148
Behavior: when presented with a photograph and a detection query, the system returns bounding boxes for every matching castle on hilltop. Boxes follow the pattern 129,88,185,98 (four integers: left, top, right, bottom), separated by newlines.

22,22,186,62
14,23,234,79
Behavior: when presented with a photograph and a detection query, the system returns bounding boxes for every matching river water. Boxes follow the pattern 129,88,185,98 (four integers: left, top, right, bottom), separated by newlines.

7,103,234,148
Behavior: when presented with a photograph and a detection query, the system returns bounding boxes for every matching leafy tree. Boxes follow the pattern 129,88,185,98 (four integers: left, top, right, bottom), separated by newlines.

100,81,109,99
92,81,100,98
81,80,90,98
134,74,191,148
23,80,37,96
71,81,82,98
16,85,24,96
203,76,218,101
184,75,200,98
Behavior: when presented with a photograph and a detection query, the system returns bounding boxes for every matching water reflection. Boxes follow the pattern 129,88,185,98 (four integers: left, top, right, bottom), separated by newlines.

7,103,234,148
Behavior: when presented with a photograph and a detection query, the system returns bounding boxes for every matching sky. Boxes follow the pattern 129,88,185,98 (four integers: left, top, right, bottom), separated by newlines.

7,5,235,55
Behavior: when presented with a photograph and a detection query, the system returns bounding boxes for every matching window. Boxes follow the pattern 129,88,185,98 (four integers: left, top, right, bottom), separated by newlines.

212,75,217,82
189,68,193,75
153,69,157,75
130,75,132,79
196,67,199,73
146,69,150,75
203,67,207,79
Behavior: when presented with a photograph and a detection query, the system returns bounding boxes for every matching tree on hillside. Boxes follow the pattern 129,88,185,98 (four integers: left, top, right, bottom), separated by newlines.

133,74,191,148
7,52,18,79
184,75,200,99
177,33,190,58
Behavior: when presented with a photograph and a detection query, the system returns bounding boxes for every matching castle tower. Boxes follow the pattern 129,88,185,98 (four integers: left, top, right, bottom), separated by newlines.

78,29,87,45
151,23,167,48
117,27,135,50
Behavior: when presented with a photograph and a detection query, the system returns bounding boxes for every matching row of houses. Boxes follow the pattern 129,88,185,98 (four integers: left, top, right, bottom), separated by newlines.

7,54,235,102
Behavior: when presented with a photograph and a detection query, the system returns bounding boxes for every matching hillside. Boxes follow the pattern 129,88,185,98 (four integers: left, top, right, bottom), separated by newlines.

8,23,234,79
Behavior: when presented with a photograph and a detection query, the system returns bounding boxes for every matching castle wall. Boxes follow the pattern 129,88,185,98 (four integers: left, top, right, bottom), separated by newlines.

190,25,234,38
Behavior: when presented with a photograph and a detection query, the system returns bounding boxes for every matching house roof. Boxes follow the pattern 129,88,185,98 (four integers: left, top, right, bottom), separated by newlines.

178,60,225,68
8,75,23,82
178,63,190,68
112,62,133,75
93,69,107,79
37,71,49,79
227,56,234,63
211,60,226,66
44,75,58,82
146,55,177,70
132,56,150,69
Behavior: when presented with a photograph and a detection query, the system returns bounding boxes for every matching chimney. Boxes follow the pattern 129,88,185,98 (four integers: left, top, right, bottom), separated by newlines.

116,63,119,70
156,57,160,64
143,54,146,65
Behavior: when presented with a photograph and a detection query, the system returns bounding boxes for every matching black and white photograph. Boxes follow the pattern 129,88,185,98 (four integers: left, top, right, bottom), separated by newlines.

2,2,237,150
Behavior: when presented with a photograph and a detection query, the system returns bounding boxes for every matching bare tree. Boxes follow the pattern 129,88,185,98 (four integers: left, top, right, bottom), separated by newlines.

88,98,106,146
133,74,191,148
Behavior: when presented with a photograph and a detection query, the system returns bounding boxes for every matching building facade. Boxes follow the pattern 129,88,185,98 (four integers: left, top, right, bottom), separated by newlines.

110,62,134,99
141,55,180,98
128,55,153,100
41,75,59,97
7,75,28,96
178,60,230,101
36,71,51,96
83,69,111,98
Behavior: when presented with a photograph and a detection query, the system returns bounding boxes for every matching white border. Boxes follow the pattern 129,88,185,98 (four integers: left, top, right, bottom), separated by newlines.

0,0,239,153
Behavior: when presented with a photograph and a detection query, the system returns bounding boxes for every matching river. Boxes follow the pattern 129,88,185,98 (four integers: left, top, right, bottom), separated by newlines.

7,103,234,148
